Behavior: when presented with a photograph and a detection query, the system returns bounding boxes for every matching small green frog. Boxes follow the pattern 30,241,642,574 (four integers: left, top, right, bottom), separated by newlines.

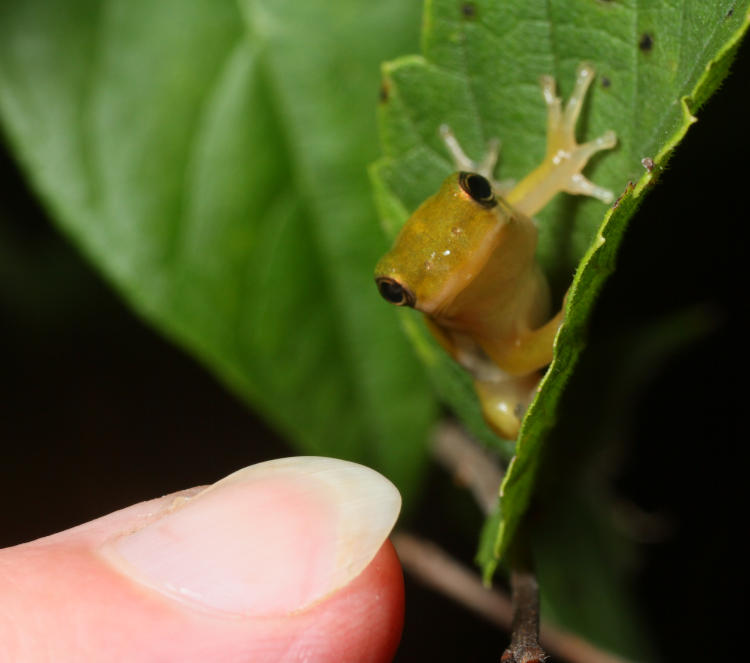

375,64,615,439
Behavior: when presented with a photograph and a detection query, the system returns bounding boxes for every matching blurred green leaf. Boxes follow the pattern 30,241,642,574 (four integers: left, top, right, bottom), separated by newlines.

0,0,437,495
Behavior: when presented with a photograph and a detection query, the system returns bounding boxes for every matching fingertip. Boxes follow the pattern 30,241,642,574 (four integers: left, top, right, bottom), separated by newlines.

0,460,406,663
253,539,404,663
309,540,404,663
102,457,402,617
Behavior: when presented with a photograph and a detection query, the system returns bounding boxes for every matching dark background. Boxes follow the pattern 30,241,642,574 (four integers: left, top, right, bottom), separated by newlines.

1,42,744,663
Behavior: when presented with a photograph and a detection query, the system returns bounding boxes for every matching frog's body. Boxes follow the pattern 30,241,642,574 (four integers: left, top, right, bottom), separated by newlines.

375,64,616,439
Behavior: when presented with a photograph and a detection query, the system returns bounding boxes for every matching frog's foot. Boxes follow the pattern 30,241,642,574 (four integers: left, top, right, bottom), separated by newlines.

542,66,617,201
440,124,500,181
440,125,516,195
474,371,541,440
507,63,617,217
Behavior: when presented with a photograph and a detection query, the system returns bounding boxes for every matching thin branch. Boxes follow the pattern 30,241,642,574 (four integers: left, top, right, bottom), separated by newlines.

502,569,546,663
394,531,513,626
431,421,504,515
393,532,633,663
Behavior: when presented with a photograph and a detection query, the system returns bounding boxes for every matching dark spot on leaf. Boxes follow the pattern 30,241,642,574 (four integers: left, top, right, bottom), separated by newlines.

639,33,654,52
379,80,390,103
601,76,611,88
461,2,477,18
726,7,735,18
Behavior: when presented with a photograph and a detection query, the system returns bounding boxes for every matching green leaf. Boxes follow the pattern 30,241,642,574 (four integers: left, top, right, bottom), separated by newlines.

0,0,437,495
372,0,749,559
372,0,749,654
497,4,750,572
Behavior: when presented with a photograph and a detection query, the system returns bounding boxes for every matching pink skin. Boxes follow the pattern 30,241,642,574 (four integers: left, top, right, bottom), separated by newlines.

0,491,404,662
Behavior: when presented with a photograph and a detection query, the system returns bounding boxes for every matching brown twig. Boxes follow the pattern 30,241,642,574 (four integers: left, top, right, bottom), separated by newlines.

502,569,546,663
393,532,633,663
431,421,504,514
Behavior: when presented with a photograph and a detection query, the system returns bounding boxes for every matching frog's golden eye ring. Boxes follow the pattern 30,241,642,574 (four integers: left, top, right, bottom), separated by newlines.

458,172,496,208
375,277,416,307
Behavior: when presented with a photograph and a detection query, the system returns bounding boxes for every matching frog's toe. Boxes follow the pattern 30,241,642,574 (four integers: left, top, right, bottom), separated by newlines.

566,173,614,204
561,129,617,201
440,124,474,171
589,129,617,152
440,124,500,180
478,136,501,178
562,63,596,131
540,74,560,113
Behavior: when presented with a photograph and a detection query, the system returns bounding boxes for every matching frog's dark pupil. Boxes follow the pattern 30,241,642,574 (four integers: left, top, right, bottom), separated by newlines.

376,277,415,307
467,173,491,200
378,278,405,304
458,172,495,207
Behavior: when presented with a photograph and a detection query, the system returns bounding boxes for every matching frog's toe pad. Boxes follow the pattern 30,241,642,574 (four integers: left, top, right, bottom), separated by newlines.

566,173,614,203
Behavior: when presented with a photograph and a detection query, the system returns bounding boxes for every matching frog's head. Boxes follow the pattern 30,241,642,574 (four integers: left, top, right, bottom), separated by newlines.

375,172,511,316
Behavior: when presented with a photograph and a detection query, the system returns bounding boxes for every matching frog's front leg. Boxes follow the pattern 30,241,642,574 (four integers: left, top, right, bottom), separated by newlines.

506,63,616,217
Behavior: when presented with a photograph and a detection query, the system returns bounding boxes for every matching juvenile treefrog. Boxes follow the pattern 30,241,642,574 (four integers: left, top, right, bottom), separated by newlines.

375,64,616,439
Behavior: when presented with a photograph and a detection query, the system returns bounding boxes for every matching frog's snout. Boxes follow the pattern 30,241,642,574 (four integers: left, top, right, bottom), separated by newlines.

375,276,416,308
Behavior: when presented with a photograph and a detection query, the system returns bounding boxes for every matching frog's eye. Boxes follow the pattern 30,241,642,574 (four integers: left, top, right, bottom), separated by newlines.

375,277,416,307
458,172,496,208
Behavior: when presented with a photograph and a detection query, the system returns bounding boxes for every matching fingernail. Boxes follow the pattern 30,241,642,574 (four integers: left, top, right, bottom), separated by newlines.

100,457,401,616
